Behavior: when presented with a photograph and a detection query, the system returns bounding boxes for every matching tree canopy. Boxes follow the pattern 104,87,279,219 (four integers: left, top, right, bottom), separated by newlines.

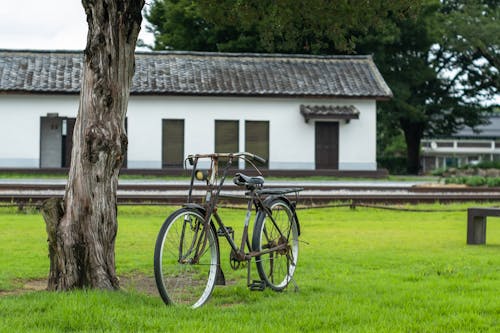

368,0,498,173
357,0,499,173
440,0,499,98
146,0,420,53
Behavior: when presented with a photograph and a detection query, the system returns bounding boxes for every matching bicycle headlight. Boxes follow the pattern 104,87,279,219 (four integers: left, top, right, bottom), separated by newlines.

195,169,209,181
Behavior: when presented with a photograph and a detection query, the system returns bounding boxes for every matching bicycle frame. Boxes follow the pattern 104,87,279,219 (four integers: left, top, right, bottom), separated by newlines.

153,152,303,307
184,153,293,264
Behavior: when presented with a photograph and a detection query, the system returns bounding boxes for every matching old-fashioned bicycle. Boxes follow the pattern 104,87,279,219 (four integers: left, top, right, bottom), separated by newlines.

153,152,303,308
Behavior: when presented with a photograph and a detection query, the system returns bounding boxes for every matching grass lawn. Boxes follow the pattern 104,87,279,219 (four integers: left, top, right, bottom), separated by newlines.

0,170,441,182
0,204,499,332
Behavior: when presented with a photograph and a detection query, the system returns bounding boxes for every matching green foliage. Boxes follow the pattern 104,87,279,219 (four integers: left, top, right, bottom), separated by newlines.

431,166,448,176
444,176,465,184
440,0,499,95
145,0,263,52
433,160,500,186
464,176,487,186
377,129,408,174
377,156,408,175
2,205,500,331
486,177,500,187
360,0,494,174
444,175,500,187
146,0,421,53
474,160,500,169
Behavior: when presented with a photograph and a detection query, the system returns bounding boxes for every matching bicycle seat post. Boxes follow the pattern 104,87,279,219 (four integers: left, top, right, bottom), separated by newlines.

238,190,256,256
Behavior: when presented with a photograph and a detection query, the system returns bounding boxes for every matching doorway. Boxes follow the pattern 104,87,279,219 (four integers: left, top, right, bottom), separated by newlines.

40,116,127,168
315,121,339,169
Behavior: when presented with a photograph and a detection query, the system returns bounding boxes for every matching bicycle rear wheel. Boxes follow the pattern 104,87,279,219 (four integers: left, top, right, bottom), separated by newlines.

252,199,299,291
154,208,219,308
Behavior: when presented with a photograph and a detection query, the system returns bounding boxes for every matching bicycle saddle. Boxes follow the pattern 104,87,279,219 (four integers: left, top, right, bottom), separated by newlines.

233,173,265,186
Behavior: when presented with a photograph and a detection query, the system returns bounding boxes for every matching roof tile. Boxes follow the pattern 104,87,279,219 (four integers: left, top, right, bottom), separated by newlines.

0,50,392,98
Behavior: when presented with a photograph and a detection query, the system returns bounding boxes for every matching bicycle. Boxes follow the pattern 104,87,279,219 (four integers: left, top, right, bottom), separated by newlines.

153,152,303,308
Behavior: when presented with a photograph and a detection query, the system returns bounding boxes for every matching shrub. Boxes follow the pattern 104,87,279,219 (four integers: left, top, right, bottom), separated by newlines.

476,160,500,169
486,177,500,187
444,176,465,185
377,156,407,175
464,176,486,187
431,167,447,177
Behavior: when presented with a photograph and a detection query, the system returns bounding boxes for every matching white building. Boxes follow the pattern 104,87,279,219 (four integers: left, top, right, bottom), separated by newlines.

422,115,500,172
0,49,392,172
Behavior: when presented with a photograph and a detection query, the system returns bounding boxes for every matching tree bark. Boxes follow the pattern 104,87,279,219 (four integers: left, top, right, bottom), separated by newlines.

41,0,144,290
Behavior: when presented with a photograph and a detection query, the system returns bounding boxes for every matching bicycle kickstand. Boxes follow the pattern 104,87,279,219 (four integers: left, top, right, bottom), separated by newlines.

246,260,266,291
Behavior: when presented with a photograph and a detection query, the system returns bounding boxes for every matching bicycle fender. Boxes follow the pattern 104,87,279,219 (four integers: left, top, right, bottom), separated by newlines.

262,196,301,236
182,203,206,215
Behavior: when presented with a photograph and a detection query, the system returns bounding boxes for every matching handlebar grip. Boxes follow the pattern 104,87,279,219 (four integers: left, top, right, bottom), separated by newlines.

252,154,266,164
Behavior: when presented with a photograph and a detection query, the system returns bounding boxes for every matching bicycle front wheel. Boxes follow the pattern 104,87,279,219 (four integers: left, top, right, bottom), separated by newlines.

252,199,299,291
154,208,219,308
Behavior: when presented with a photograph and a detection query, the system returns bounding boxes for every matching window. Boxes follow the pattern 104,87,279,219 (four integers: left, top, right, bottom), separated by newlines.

215,120,239,153
245,121,269,168
215,120,239,167
162,119,184,168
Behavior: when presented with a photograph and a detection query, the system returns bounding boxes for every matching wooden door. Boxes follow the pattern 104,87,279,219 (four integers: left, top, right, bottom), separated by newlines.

40,116,63,168
62,118,76,168
315,122,339,169
162,119,185,168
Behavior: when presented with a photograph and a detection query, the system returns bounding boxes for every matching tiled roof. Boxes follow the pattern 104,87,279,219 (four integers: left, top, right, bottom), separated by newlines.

454,116,500,138
300,104,360,122
0,49,392,99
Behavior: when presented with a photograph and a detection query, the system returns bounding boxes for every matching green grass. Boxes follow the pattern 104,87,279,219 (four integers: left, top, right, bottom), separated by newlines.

0,170,441,182
0,172,190,181
1,204,500,332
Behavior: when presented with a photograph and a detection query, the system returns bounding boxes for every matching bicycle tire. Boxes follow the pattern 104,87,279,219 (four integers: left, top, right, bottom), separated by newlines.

252,198,299,291
154,208,219,308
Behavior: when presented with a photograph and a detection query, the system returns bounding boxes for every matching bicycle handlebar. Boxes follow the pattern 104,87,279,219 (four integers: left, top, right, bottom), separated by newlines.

251,153,266,164
186,152,266,166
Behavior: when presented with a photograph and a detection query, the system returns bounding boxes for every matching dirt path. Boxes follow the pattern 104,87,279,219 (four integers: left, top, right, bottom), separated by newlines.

0,274,159,297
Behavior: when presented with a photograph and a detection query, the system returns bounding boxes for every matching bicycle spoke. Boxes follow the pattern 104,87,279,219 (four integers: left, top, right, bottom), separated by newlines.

154,209,219,308
253,199,299,291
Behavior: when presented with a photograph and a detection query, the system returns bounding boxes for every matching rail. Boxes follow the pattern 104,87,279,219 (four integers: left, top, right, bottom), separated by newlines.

1,183,500,208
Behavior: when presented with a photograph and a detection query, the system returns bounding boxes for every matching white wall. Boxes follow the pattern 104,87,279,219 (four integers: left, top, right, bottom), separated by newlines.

0,95,78,167
0,94,377,170
337,100,377,170
127,96,376,170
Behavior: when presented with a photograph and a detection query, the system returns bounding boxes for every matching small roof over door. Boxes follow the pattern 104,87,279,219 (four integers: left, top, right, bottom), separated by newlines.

300,105,360,123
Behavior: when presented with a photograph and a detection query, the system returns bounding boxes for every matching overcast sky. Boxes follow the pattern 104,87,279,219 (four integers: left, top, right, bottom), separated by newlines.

0,0,154,50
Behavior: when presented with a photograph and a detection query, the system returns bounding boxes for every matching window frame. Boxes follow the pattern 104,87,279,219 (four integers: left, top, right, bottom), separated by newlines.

245,120,269,168
162,119,185,168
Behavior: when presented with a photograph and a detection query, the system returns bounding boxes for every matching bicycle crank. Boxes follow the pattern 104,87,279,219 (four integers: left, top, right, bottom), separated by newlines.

229,249,245,270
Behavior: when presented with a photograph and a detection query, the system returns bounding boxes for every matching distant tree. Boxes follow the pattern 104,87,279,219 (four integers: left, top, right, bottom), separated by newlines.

363,0,498,173
145,0,261,52
440,0,499,97
41,0,145,290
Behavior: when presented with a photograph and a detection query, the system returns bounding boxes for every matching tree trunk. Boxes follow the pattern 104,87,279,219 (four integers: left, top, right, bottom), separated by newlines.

41,0,144,290
401,121,424,175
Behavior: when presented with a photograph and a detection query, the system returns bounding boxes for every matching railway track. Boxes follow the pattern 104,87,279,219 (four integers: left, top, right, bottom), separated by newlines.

1,182,500,206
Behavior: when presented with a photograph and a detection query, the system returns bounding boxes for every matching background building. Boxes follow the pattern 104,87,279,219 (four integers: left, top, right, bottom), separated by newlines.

0,49,392,172
421,115,500,173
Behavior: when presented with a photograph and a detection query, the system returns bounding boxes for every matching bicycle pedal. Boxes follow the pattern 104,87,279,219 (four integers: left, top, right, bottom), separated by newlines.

217,226,234,238
248,280,266,291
